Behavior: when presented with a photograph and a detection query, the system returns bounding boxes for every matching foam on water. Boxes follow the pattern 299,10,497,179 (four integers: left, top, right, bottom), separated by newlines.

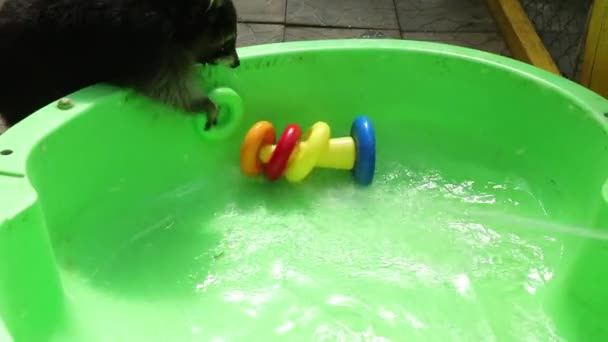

56,162,603,341
191,166,563,341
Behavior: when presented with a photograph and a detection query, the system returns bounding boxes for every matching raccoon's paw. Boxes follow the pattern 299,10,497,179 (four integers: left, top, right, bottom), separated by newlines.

190,97,219,131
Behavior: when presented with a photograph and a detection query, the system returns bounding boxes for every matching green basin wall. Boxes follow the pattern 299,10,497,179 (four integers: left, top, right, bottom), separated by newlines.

1,40,608,341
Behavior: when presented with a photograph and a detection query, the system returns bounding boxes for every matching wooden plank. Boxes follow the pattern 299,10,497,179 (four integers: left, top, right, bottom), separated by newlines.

485,0,560,75
580,0,608,97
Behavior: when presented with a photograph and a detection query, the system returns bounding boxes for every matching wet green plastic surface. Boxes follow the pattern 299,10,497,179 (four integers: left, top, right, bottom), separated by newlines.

1,39,608,341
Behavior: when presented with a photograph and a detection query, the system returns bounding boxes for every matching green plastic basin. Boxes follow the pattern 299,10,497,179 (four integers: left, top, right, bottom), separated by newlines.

1,39,608,341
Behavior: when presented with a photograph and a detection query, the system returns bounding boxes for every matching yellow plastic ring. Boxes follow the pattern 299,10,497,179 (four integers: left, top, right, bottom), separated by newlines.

285,122,331,182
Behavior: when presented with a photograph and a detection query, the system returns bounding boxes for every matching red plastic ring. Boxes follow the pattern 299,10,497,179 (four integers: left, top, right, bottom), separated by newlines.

265,124,302,180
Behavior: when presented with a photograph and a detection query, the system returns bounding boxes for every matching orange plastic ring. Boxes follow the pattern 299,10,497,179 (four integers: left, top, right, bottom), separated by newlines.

240,121,276,176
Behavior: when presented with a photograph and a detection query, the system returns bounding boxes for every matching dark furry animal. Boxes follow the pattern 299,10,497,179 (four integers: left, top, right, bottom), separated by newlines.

0,0,240,129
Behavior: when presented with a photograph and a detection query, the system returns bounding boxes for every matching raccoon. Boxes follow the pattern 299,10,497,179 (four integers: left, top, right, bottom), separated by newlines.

0,0,240,130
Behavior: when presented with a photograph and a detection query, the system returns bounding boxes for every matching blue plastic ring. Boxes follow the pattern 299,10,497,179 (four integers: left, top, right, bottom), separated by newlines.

350,115,376,186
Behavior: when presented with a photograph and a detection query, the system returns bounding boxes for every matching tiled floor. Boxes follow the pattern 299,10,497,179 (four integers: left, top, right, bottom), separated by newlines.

235,0,510,56
0,0,509,136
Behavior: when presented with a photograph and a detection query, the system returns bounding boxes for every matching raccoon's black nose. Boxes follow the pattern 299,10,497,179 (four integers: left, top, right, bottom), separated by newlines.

231,58,240,68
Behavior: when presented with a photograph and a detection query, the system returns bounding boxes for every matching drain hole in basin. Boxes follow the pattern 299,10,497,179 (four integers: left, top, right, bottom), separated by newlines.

0,149,12,156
